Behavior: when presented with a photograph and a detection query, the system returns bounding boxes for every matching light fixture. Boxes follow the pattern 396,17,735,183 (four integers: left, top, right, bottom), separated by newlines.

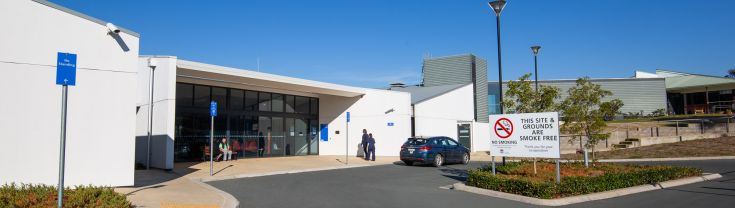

488,0,507,16
531,45,541,56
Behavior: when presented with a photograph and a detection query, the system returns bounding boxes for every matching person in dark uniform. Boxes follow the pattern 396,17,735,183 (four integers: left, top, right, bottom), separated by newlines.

367,133,376,161
257,131,265,157
361,129,369,160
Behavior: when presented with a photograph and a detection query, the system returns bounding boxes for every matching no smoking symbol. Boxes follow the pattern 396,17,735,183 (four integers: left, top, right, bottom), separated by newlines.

494,118,513,139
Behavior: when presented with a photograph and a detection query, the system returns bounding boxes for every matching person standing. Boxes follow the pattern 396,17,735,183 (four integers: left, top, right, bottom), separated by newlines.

361,129,369,159
366,133,376,161
258,131,265,157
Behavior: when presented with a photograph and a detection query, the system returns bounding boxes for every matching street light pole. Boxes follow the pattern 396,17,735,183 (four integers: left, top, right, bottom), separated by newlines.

531,46,541,93
489,0,507,166
146,58,157,170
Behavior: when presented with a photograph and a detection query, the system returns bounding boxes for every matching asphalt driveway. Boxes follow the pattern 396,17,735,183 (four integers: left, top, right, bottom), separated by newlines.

208,159,735,208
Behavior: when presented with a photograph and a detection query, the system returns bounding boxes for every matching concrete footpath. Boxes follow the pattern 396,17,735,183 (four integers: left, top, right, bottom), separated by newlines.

115,155,405,208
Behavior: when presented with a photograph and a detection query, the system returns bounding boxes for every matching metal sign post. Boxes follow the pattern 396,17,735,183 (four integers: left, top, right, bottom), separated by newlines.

210,101,217,176
346,112,350,165
55,52,76,208
556,159,561,184
491,156,496,175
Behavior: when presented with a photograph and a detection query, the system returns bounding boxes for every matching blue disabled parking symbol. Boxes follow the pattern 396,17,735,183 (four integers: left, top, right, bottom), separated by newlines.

210,101,217,117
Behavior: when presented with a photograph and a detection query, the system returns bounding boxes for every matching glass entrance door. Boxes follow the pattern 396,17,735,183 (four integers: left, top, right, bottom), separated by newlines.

308,119,319,155
294,118,308,155
457,123,472,149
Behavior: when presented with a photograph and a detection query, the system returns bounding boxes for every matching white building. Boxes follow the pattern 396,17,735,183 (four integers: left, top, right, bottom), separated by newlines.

137,57,412,169
0,0,140,186
0,0,477,187
390,84,491,153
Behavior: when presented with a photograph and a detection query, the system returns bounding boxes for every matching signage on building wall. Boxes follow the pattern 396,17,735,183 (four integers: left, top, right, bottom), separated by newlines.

320,124,329,141
346,112,350,123
55,52,77,86
210,101,217,117
387,122,394,126
489,112,560,158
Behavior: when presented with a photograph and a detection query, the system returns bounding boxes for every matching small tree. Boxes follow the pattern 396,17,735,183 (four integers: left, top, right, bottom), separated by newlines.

559,77,624,160
503,73,561,113
728,68,735,78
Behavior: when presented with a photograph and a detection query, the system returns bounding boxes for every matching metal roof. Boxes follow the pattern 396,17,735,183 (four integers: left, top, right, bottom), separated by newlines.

390,83,469,104
659,71,735,90
32,0,140,37
176,59,367,97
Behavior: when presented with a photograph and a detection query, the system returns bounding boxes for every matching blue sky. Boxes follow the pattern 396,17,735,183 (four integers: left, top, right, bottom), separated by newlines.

52,0,734,88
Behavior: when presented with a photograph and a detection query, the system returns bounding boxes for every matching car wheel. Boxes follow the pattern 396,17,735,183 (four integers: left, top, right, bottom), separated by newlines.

403,160,413,166
433,154,443,167
461,153,470,164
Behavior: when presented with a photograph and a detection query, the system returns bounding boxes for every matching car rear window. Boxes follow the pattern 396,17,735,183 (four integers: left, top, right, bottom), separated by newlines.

405,138,427,145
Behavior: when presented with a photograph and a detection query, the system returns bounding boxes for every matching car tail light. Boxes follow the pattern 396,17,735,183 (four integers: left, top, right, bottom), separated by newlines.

401,144,406,149
419,146,431,151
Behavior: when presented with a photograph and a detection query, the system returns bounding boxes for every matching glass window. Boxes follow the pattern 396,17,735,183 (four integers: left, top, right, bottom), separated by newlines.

271,117,284,155
285,118,295,156
258,116,272,156
272,94,284,112
212,87,227,111
445,138,459,146
245,91,258,111
194,85,210,107
176,83,193,107
229,89,244,110
285,95,295,113
295,96,309,114
259,92,271,111
405,138,427,145
310,98,318,115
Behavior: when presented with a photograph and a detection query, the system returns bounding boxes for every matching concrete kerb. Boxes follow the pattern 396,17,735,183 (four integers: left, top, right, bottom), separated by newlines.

187,178,240,208
452,173,723,207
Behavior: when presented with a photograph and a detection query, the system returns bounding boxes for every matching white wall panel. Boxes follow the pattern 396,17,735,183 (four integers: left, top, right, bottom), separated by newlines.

0,0,139,186
319,90,411,156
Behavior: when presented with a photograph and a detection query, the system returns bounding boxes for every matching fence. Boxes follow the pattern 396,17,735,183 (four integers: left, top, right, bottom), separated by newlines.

560,116,735,154
174,132,316,162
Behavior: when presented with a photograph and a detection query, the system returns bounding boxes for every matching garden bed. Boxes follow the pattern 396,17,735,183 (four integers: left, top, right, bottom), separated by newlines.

466,161,702,199
0,184,131,207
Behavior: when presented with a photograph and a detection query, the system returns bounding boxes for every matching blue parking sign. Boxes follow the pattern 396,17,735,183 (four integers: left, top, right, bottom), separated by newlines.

56,52,77,86
210,101,217,117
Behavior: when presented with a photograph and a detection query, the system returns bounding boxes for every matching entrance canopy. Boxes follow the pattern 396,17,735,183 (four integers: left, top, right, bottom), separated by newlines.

176,59,365,97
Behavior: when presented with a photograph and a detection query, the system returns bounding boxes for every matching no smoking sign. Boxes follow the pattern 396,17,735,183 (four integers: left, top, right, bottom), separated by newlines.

494,118,513,138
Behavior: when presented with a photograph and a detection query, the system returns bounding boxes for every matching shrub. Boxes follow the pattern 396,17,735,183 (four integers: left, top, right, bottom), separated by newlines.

468,170,556,199
0,183,131,208
467,162,702,199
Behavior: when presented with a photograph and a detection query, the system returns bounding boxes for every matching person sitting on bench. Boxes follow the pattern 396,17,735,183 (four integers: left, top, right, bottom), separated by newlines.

216,138,232,161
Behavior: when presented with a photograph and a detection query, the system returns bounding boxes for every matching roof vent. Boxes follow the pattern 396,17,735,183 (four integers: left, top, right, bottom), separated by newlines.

390,82,406,88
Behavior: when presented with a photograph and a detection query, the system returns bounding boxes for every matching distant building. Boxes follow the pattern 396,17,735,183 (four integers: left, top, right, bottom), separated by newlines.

422,54,489,123
635,70,735,115
385,54,492,152
489,77,668,115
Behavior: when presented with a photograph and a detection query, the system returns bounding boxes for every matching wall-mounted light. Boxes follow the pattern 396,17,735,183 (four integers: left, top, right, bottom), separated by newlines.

106,23,120,34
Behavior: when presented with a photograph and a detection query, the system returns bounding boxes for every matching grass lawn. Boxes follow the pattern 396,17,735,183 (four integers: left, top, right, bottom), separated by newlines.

561,136,735,160
467,161,702,199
